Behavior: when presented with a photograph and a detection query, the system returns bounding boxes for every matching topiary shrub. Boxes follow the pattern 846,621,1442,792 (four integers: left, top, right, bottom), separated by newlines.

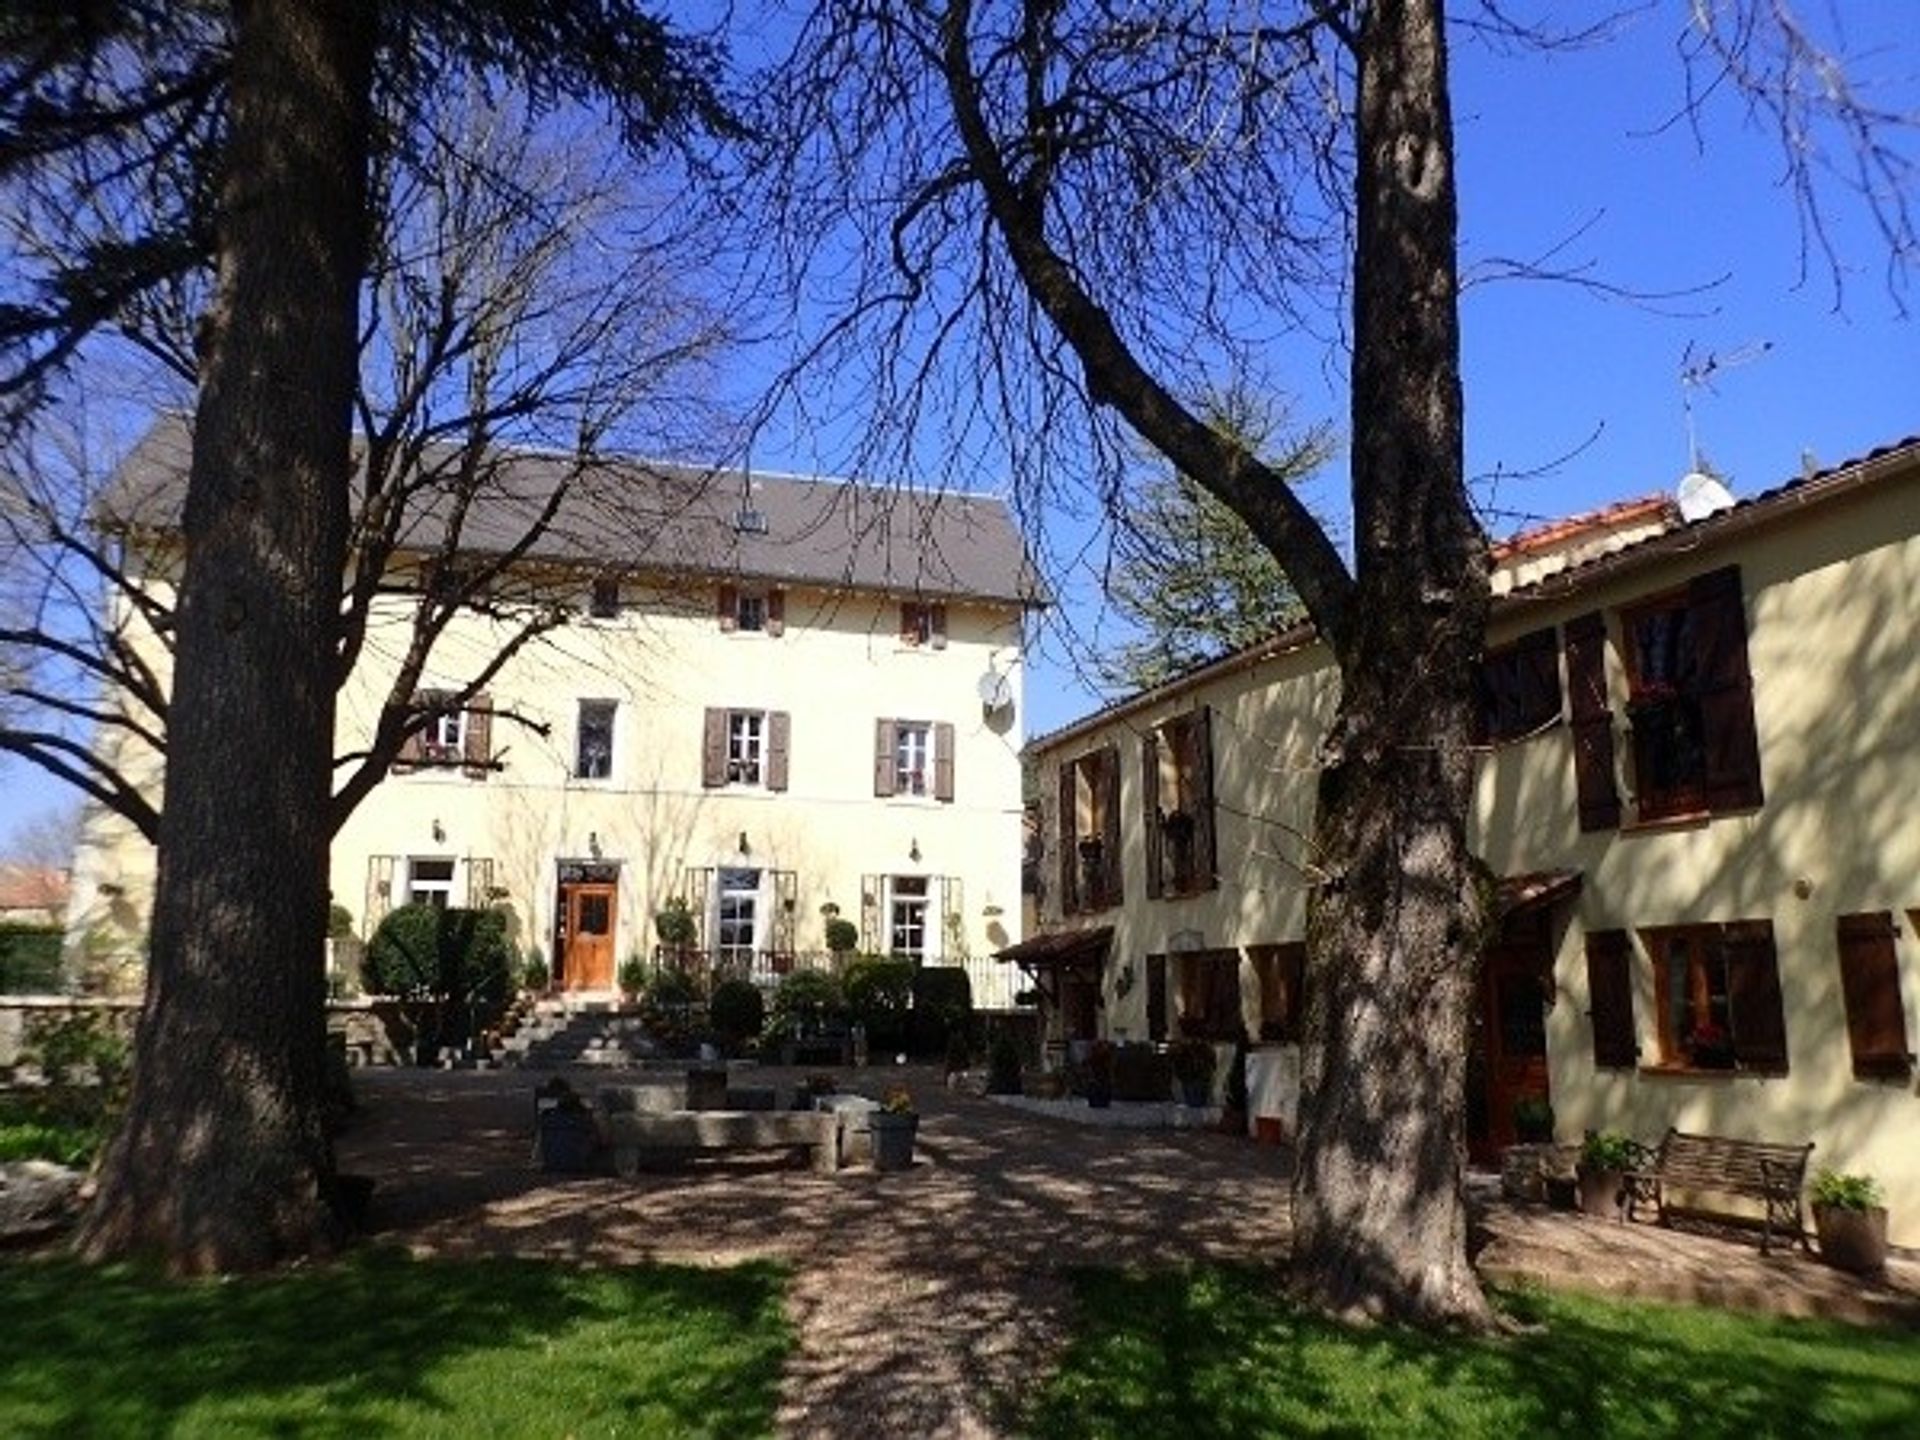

363,904,512,1058
618,952,647,996
909,965,974,1057
520,947,550,992
709,978,766,1049
824,916,859,956
767,969,847,1039
327,903,356,940
843,955,914,1052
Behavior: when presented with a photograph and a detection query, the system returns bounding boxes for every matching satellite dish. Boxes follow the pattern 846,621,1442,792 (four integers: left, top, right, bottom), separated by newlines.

1676,470,1736,523
976,669,1014,712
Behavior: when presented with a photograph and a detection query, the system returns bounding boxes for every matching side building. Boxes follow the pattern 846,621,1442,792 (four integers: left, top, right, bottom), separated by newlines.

67,417,1041,1006
1010,433,1920,1247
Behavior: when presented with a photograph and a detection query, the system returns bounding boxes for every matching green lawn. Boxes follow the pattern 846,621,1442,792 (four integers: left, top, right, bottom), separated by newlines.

1027,1267,1920,1439
0,1250,789,1438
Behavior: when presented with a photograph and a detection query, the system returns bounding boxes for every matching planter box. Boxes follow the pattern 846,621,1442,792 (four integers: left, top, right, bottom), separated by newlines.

1578,1168,1624,1220
870,1110,918,1172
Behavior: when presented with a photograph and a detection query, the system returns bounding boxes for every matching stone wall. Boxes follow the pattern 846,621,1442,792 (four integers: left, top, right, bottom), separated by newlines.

0,995,410,1071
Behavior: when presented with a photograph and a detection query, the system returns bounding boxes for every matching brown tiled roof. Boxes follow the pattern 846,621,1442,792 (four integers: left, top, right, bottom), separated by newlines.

103,415,1048,608
1489,495,1676,562
0,865,68,913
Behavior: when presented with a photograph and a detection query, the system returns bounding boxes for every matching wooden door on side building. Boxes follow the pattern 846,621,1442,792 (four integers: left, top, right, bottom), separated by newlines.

1469,909,1553,1163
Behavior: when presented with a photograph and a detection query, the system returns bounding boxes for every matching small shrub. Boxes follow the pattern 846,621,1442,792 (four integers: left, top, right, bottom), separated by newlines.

1513,1094,1554,1141
767,969,846,1038
362,904,512,1054
1581,1130,1637,1173
910,966,974,1057
327,903,356,940
26,1009,131,1095
709,978,766,1047
1811,1169,1883,1211
844,955,914,1051
1168,1037,1216,1086
824,917,859,955
520,948,550,992
618,953,648,996
987,1030,1023,1095
0,922,64,994
643,967,699,1009
654,897,698,948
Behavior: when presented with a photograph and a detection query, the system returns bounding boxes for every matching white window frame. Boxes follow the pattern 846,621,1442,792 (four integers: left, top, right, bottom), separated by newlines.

888,875,931,962
576,699,616,780
727,710,765,785
894,722,933,797
408,857,456,909
424,708,466,764
714,866,763,968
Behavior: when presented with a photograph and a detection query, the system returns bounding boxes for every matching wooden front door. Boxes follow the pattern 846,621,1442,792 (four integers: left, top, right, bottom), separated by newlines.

559,882,617,992
1469,913,1553,1163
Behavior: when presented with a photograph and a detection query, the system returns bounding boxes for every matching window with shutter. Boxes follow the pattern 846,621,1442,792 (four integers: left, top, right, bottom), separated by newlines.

899,600,947,649
1584,929,1638,1069
765,711,791,792
589,577,621,619
461,694,492,780
933,722,955,802
1474,627,1562,744
1144,709,1218,898
717,584,738,632
1564,614,1621,831
766,589,786,637
1837,913,1914,1081
701,708,727,788
1619,566,1764,821
1642,919,1787,1073
1188,950,1244,1041
1249,942,1307,1043
1059,745,1123,913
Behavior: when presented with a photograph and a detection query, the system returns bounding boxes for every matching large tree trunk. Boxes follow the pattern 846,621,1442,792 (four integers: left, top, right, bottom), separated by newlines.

77,0,375,1272
1290,0,1496,1329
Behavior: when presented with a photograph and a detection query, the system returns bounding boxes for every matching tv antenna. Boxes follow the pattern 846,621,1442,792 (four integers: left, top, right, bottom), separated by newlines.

1679,339,1772,473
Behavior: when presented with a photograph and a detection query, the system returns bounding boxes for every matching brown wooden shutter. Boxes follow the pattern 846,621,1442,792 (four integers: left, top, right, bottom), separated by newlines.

1176,957,1208,1032
1057,761,1077,914
1689,565,1764,813
396,697,425,770
1585,928,1638,1069
873,719,898,797
1191,706,1218,890
933,721,955,802
1564,613,1621,831
1250,942,1307,1043
1146,954,1168,1041
1204,950,1243,1040
1836,912,1914,1080
462,693,492,779
1724,919,1788,1073
717,584,738,632
1141,732,1163,900
1098,743,1122,906
766,588,785,637
766,711,791,791
929,603,948,650
701,708,727,787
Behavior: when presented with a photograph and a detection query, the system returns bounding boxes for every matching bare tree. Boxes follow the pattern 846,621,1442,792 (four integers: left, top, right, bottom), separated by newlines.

757,1,1917,1328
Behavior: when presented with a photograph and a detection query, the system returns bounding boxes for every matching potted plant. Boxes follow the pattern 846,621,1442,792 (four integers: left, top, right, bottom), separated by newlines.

824,916,859,962
1811,1169,1889,1273
617,952,647,1002
870,1085,918,1171
1578,1130,1636,1219
654,896,698,955
1169,1037,1216,1106
1512,1094,1554,1144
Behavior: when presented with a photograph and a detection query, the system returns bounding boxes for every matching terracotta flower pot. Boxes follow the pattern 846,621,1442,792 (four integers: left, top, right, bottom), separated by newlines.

1814,1203,1890,1274
1577,1168,1624,1220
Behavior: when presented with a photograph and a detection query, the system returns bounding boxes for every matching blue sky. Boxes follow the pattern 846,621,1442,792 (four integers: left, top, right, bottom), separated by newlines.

3,6,1914,850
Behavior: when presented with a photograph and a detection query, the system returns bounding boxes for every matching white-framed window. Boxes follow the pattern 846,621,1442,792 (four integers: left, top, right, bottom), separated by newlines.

727,710,764,785
895,722,932,796
408,858,455,909
425,709,467,764
889,875,930,961
577,699,616,780
715,867,762,969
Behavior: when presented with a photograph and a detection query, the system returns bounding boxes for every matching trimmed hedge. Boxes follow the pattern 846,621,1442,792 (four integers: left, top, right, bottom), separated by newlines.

362,905,511,1056
708,978,765,1048
766,970,847,1039
843,955,914,1052
909,965,974,1057
0,922,63,994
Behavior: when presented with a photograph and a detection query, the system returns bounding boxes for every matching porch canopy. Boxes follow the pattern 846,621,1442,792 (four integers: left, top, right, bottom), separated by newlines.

1496,869,1582,918
993,925,1113,999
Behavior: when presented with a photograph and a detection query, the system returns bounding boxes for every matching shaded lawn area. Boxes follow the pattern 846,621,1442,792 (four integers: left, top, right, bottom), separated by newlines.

1028,1267,1920,1440
0,1249,789,1438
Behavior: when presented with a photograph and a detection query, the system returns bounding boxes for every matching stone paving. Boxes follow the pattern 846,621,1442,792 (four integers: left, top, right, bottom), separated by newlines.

334,1065,1920,1436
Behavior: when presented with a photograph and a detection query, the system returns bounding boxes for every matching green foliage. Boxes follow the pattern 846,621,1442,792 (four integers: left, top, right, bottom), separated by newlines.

842,955,914,1050
1581,1130,1637,1172
766,970,846,1038
1512,1094,1554,1140
987,1030,1024,1095
643,967,699,1009
708,978,766,1047
327,903,356,940
0,1252,790,1437
653,897,698,948
1025,1267,1920,1438
1811,1169,1884,1211
910,965,974,1057
0,1092,115,1167
618,953,648,995
823,916,859,954
363,905,512,1006
1096,388,1333,692
520,947,550,992
0,922,63,994
25,1009,131,1095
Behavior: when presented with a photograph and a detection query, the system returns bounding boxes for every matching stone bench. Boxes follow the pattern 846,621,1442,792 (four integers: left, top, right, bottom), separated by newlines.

814,1094,881,1166
605,1109,839,1178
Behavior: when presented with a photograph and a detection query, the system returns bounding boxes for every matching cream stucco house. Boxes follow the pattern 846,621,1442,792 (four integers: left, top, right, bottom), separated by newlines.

66,418,1040,1006
1008,432,1920,1247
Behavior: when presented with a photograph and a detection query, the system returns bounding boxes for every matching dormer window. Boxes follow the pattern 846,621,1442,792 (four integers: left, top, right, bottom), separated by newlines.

899,600,947,649
718,584,786,636
589,577,621,619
